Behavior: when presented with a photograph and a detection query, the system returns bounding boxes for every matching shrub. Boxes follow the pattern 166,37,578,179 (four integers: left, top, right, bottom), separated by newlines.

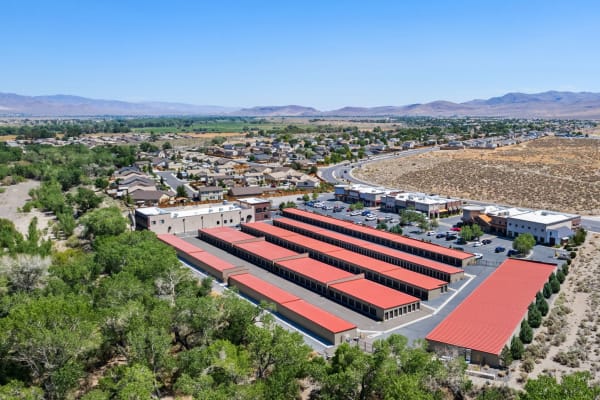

543,282,552,299
521,357,535,373
520,320,533,344
511,336,524,360
569,251,576,259
550,277,560,294
556,270,565,284
528,306,542,328
536,297,549,316
561,263,569,275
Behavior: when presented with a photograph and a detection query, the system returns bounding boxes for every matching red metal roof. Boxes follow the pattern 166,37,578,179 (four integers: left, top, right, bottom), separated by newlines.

200,226,257,243
244,222,342,254
283,208,474,260
276,257,355,284
244,222,299,238
229,273,300,304
234,240,300,261
333,250,446,290
276,218,463,276
185,251,237,272
330,279,419,309
157,234,205,255
426,259,556,355
279,299,356,333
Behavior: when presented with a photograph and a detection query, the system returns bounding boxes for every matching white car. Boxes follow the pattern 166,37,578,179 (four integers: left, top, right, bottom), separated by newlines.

365,215,377,221
350,210,362,216
472,241,483,247
426,231,436,236
473,252,483,259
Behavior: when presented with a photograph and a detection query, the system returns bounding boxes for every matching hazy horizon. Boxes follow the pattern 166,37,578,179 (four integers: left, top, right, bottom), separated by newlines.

2,1,599,109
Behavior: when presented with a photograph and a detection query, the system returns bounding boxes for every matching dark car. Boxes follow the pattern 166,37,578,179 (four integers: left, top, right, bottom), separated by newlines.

507,249,520,257
445,234,457,241
436,233,446,238
455,237,467,245
482,239,492,245
494,246,506,253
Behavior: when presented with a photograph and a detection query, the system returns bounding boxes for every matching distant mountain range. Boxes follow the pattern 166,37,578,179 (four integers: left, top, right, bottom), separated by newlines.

2,90,600,118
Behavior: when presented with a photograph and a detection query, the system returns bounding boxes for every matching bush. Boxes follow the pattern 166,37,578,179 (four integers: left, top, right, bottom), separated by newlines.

520,320,533,344
511,336,524,360
521,357,535,373
569,251,576,259
556,270,565,284
543,282,552,299
562,263,569,275
528,306,542,328
550,277,560,294
536,297,549,316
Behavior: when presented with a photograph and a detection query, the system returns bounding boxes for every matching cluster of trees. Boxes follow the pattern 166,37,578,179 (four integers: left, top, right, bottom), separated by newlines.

0,120,132,139
399,209,430,231
0,217,51,257
0,143,136,187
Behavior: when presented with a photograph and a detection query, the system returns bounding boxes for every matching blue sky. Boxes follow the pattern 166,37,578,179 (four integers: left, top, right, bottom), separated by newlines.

2,0,599,109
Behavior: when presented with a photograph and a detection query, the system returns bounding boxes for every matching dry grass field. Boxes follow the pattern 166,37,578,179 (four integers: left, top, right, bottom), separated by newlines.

356,137,600,215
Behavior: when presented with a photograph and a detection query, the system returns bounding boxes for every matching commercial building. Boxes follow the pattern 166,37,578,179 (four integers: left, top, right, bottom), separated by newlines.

381,192,462,218
135,203,254,234
238,197,271,221
463,205,581,244
426,259,556,368
241,222,448,300
274,217,464,282
199,226,421,320
334,184,386,206
282,208,476,267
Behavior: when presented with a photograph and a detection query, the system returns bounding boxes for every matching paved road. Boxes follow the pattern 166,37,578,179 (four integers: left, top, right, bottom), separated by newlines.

156,170,197,198
319,147,438,185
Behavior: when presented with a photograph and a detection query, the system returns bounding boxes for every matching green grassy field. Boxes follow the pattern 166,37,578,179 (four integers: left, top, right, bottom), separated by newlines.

131,119,304,133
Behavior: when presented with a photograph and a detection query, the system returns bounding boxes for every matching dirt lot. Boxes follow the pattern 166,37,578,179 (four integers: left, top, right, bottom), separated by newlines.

0,180,53,235
356,137,600,215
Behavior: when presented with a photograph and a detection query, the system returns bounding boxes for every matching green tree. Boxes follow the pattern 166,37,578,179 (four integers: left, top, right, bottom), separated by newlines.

376,222,388,230
429,218,439,229
94,177,109,190
556,270,565,284
459,225,473,241
513,233,536,255
302,193,310,202
528,303,542,328
500,345,513,368
73,187,103,213
388,225,403,234
471,224,484,239
536,296,549,316
550,274,560,293
176,185,187,198
543,282,552,299
162,141,172,150
510,336,524,360
0,295,101,399
0,380,44,400
81,207,127,241
519,319,533,344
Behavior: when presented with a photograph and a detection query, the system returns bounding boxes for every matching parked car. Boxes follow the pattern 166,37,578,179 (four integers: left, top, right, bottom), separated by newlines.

346,208,352,212
450,227,461,232
455,237,467,245
350,210,362,216
482,239,492,245
446,234,457,241
472,241,483,247
365,215,377,221
426,231,436,236
306,201,314,207
361,210,371,216
436,233,446,239
323,205,333,210
473,252,483,260
507,249,520,257
494,246,506,253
